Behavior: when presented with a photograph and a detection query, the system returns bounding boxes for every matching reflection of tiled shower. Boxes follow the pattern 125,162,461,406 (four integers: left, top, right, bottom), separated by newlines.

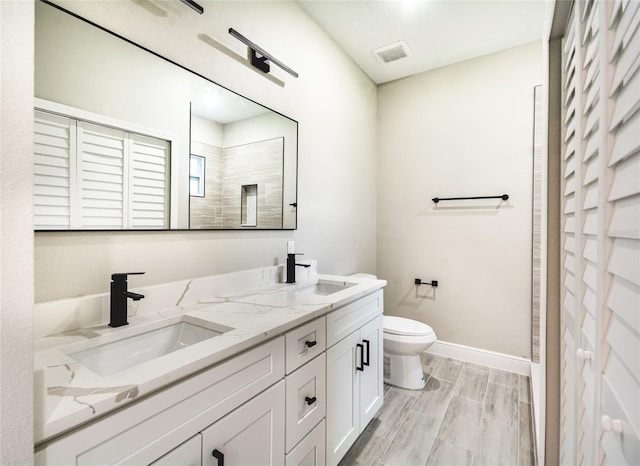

190,138,283,229
531,85,543,363
190,142,223,229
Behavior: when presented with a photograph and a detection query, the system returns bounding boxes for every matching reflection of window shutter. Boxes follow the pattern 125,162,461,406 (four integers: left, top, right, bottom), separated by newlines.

34,109,170,230
77,121,126,229
128,134,169,229
34,110,76,229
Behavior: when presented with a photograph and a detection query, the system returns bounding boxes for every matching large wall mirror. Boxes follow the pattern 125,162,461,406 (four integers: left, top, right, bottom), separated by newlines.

34,0,298,231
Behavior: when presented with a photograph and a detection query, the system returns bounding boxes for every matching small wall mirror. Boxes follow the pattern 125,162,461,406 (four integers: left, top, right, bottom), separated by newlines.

34,0,298,231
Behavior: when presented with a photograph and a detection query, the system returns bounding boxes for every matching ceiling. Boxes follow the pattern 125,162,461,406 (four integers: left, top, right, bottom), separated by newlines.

298,0,548,84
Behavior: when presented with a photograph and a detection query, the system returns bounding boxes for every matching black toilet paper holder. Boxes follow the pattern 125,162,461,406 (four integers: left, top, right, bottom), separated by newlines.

415,278,438,287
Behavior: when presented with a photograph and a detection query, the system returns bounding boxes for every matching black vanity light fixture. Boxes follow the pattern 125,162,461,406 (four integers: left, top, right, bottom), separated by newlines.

228,28,299,78
179,0,204,14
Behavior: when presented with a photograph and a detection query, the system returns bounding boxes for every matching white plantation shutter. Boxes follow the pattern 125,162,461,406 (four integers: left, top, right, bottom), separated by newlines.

128,134,169,229
33,111,76,229
559,0,640,465
77,121,126,229
34,109,170,230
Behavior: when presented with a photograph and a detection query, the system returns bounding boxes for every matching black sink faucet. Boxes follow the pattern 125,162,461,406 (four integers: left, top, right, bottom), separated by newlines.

286,253,311,284
109,272,145,327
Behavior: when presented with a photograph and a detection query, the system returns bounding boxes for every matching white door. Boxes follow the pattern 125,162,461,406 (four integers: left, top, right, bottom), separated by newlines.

600,0,640,464
560,8,580,461
325,331,360,466
575,1,602,463
201,381,285,466
359,315,384,430
558,0,640,464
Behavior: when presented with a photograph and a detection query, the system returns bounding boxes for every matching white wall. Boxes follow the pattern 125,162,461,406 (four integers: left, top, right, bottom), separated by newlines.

34,0,378,302
377,41,542,358
191,115,223,147
0,1,35,464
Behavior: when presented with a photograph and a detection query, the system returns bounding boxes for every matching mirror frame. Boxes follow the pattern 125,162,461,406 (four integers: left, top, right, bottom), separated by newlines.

34,0,298,232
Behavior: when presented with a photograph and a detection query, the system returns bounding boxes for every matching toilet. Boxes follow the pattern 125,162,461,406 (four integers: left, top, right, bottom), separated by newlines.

383,315,437,390
347,274,437,390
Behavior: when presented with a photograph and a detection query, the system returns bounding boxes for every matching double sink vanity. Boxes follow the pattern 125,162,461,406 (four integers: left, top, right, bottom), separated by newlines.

33,1,387,464
34,265,386,466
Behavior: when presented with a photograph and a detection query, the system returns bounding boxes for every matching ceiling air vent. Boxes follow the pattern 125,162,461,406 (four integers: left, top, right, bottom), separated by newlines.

373,40,411,64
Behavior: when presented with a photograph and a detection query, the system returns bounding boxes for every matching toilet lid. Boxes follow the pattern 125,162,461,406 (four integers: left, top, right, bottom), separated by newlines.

383,315,434,336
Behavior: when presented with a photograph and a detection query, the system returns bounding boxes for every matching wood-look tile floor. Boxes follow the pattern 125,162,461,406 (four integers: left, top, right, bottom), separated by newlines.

339,354,536,466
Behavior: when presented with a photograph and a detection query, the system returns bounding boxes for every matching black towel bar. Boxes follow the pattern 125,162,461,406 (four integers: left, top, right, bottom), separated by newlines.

415,278,438,287
432,194,509,204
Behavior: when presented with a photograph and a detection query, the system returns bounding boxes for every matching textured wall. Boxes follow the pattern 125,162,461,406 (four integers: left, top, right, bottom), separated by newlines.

0,2,35,464
377,42,542,358
34,0,378,302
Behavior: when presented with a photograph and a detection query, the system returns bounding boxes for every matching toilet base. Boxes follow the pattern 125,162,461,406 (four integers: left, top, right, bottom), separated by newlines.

383,352,425,390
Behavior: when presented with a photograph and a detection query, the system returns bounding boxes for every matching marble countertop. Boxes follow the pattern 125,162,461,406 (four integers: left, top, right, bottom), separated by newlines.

34,272,386,445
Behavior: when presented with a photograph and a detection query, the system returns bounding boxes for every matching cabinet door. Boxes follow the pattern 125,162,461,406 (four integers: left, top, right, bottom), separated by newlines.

325,331,360,466
202,381,285,466
285,420,325,466
359,315,383,429
151,434,202,466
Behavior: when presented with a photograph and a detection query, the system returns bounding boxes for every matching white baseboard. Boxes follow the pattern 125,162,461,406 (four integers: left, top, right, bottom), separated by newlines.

426,340,531,376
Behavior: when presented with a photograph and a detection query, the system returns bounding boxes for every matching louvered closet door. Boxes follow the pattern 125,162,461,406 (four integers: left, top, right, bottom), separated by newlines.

560,5,579,464
77,121,127,229
576,1,602,464
33,111,76,229
601,0,640,464
128,134,169,229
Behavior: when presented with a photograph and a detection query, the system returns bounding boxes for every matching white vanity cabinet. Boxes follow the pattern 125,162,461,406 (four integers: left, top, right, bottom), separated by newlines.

35,287,385,466
325,291,384,466
35,337,285,466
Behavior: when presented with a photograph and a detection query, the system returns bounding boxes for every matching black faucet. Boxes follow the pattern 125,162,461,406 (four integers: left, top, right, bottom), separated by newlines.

286,253,311,284
109,272,145,327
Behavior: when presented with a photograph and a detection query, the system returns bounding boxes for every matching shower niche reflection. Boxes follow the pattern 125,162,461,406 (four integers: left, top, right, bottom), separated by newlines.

241,185,258,227
189,137,284,229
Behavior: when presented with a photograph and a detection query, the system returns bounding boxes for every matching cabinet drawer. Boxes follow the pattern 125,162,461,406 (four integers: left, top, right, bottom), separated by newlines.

285,353,326,453
150,434,201,466
326,290,383,347
285,317,326,374
285,419,326,466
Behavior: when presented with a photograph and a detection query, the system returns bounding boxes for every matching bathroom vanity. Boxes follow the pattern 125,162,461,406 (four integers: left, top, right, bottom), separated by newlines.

34,267,385,466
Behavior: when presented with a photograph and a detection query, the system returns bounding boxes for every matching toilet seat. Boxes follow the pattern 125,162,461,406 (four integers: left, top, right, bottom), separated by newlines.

383,316,434,337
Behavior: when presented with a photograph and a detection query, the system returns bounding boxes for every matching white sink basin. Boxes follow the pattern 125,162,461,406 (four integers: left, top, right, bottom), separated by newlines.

65,317,231,376
296,279,356,296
